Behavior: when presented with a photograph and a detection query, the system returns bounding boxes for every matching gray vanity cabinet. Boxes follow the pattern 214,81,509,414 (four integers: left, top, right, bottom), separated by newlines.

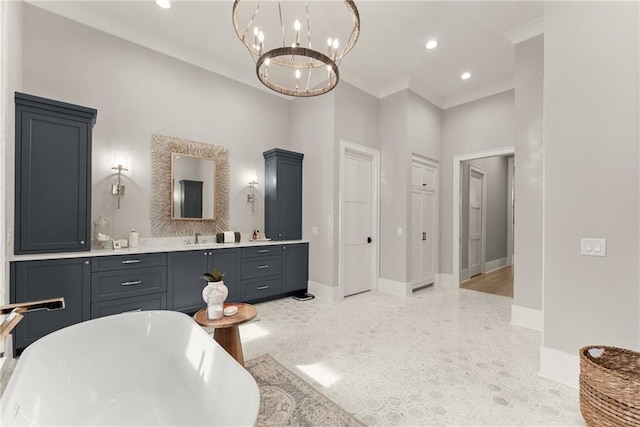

10,258,91,355
14,93,96,255
282,243,309,293
264,149,304,240
90,253,167,319
168,248,240,314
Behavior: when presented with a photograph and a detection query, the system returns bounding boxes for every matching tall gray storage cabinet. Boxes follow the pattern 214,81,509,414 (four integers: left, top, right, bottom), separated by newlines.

263,149,304,240
14,93,97,254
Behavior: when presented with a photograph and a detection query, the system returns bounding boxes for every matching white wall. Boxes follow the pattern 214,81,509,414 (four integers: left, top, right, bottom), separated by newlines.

21,5,291,240
543,0,639,364
513,34,544,313
289,94,335,288
379,90,441,285
440,90,515,277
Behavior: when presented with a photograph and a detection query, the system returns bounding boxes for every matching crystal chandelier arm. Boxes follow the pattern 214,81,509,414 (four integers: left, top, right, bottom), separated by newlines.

277,0,286,47
241,0,264,43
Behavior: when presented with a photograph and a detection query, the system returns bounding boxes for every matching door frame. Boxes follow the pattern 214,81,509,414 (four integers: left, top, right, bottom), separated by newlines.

467,164,487,278
453,146,514,287
338,140,380,299
507,157,515,266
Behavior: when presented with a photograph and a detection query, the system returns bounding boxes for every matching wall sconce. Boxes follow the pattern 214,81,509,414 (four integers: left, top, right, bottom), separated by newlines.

111,153,128,209
247,180,259,212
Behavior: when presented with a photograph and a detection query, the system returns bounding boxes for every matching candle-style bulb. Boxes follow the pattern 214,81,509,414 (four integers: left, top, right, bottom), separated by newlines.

295,69,301,79
332,39,339,49
294,19,301,46
258,31,265,54
264,58,270,78
254,26,259,36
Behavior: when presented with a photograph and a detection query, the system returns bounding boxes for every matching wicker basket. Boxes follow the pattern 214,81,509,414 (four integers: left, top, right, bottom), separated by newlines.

579,345,640,427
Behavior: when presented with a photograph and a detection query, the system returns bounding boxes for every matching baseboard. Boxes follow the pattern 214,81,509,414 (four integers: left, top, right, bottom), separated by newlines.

510,305,543,331
377,277,411,297
436,273,457,288
539,346,580,389
308,281,340,302
485,257,507,273
460,269,469,282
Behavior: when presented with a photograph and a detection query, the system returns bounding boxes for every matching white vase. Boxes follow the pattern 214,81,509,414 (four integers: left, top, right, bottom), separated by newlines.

202,280,228,303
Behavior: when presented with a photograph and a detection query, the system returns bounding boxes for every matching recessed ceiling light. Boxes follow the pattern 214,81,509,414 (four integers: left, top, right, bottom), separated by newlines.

155,0,171,9
460,72,471,80
425,40,438,50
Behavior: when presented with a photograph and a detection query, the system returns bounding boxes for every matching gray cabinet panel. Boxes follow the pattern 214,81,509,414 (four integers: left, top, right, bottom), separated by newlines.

14,93,96,254
282,243,309,292
10,258,91,353
91,294,167,319
92,252,167,272
242,276,282,300
241,255,282,279
167,248,241,313
241,246,282,258
91,267,167,302
264,149,304,240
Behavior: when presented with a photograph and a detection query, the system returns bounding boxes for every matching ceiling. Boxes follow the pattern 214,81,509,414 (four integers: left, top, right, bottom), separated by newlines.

28,1,544,108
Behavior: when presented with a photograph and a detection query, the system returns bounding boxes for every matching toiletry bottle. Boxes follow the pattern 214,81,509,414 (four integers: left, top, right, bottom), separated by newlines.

256,230,260,239
129,229,139,248
252,229,257,240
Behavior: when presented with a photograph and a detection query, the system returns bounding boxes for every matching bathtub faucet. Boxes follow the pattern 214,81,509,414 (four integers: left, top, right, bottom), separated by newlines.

0,297,65,340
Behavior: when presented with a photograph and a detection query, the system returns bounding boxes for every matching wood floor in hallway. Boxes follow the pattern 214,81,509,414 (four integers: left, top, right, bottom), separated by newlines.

461,265,513,297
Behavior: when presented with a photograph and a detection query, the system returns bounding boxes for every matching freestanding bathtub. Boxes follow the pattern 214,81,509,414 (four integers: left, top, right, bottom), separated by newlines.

1,311,260,426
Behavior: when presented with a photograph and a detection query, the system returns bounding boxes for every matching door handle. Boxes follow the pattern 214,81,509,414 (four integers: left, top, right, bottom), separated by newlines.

367,237,372,244
422,232,427,241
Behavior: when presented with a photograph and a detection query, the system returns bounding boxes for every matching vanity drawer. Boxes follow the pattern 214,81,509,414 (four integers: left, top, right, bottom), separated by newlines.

241,256,281,279
92,253,167,272
242,277,281,300
241,246,281,258
91,293,167,319
91,267,167,302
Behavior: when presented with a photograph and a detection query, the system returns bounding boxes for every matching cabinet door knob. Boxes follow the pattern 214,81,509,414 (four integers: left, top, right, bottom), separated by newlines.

84,260,90,265
204,252,208,256
283,246,286,250
80,240,85,244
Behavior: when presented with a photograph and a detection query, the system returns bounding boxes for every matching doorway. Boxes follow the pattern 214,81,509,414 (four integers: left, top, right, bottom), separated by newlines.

339,140,380,298
452,147,515,287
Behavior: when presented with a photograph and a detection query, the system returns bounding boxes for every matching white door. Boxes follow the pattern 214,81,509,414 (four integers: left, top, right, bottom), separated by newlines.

468,168,485,277
410,157,438,289
410,189,436,288
343,151,374,296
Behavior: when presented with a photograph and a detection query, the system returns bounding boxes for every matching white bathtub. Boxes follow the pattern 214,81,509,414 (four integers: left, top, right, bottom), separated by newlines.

1,311,260,426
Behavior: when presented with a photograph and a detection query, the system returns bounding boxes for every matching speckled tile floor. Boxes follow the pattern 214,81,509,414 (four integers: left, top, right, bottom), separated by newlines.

241,286,585,427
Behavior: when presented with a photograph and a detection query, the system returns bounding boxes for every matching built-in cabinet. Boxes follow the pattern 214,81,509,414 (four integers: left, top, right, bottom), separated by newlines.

410,156,438,289
10,258,91,352
14,93,97,255
168,248,241,314
11,242,308,354
90,253,167,319
264,149,304,240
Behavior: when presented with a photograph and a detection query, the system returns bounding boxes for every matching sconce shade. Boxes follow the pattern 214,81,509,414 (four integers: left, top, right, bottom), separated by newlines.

112,153,129,171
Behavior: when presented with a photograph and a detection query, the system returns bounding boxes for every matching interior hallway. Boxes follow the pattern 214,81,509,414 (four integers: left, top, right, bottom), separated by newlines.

461,266,514,298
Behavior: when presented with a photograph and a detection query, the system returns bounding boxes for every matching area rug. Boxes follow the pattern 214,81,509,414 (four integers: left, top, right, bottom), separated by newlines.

245,354,366,427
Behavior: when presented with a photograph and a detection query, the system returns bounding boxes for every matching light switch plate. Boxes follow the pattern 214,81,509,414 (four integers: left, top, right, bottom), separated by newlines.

311,226,318,236
581,238,606,257
397,227,403,237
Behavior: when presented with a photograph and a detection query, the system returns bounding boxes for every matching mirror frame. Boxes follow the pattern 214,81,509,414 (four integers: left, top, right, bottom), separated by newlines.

151,134,229,237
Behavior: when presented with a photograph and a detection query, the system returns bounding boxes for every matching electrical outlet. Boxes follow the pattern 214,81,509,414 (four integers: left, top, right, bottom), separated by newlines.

312,226,318,236
397,227,403,237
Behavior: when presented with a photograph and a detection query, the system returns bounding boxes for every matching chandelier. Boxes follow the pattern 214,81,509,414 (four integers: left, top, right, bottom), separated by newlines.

232,1,360,97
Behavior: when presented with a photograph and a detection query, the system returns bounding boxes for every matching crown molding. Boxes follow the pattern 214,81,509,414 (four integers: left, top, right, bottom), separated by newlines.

442,78,514,109
378,76,444,108
503,17,544,45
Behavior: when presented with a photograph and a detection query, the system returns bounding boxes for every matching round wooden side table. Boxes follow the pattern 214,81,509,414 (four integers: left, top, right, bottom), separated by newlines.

193,303,257,367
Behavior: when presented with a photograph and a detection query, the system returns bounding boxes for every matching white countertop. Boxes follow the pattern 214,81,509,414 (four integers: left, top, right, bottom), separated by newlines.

9,237,309,262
